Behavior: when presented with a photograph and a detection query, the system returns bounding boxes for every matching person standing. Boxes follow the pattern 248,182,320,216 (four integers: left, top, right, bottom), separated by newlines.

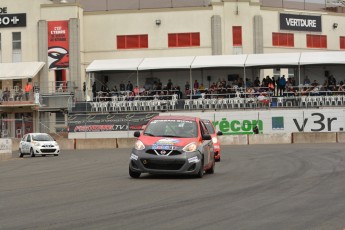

83,82,86,100
92,82,97,101
24,82,33,101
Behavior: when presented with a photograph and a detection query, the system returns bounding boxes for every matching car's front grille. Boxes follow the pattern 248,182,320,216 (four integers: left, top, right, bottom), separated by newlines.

42,144,55,148
146,149,182,156
141,159,185,170
41,149,57,153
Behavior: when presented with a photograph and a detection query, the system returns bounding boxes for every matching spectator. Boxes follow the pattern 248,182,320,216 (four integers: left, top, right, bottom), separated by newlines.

279,75,286,96
167,79,173,90
15,87,23,101
83,82,86,100
3,87,10,101
119,81,125,91
92,82,97,101
304,76,311,85
193,80,199,89
24,82,33,100
126,81,133,92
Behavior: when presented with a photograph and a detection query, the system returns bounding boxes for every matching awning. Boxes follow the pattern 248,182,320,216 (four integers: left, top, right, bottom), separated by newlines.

0,62,45,80
191,54,247,68
138,56,195,70
299,51,345,65
86,58,144,72
245,52,301,67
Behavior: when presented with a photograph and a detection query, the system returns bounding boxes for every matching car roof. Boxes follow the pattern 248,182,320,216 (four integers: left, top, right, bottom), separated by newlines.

151,115,197,122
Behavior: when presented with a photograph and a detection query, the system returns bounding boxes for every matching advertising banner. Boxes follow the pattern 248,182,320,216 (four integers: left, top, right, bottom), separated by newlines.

68,113,158,133
48,20,69,69
280,13,322,32
0,13,26,28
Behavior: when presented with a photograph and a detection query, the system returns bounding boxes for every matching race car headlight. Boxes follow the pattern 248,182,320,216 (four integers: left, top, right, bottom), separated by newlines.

183,142,198,152
212,137,218,144
32,142,41,147
134,140,145,150
188,156,200,163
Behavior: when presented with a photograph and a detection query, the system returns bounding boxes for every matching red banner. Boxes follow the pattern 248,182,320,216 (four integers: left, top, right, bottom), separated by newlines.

48,21,69,69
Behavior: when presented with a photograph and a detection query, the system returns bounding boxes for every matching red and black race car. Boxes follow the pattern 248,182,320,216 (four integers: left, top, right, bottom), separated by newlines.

129,115,215,178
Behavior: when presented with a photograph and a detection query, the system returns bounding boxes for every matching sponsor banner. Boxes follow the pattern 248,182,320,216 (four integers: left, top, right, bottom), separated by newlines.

68,113,158,133
280,13,322,32
48,21,69,69
67,109,345,137
164,108,345,135
0,13,26,28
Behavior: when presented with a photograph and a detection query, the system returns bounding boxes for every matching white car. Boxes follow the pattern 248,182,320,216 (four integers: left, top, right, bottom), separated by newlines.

19,133,60,157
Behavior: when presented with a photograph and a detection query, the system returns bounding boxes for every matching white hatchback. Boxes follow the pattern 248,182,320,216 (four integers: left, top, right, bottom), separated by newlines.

19,133,60,157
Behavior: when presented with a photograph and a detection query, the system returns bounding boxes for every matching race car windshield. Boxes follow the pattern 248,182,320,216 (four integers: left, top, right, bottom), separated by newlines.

144,120,198,138
32,134,54,141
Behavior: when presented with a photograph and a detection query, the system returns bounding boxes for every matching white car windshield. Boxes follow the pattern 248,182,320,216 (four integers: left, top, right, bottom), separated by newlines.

32,134,54,141
144,119,198,138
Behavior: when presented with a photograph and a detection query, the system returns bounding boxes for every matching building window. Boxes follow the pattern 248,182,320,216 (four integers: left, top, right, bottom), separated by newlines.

272,33,294,47
168,32,200,47
117,34,148,49
306,34,327,48
12,32,22,62
232,26,242,46
340,36,345,50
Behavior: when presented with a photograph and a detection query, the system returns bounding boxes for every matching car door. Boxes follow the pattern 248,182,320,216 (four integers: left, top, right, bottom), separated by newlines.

26,134,32,153
199,121,214,167
20,135,27,153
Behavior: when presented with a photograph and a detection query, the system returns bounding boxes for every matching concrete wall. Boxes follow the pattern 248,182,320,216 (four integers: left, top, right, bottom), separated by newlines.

2,132,345,162
249,133,292,145
75,139,117,150
292,132,337,144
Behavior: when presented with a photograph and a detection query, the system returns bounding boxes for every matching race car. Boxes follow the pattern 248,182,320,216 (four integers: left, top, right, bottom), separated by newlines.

202,119,223,161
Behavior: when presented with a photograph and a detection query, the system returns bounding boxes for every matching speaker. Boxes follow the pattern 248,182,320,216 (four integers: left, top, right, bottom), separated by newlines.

325,71,329,77
207,76,211,81
104,76,109,82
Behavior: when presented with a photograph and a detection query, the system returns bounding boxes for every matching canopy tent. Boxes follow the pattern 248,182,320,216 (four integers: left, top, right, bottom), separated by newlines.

0,62,45,80
299,51,345,65
137,56,195,70
191,54,247,68
86,51,345,72
85,51,345,94
244,52,301,67
85,58,144,72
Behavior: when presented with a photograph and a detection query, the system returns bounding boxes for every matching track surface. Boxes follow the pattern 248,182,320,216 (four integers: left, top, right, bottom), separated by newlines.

1,144,345,230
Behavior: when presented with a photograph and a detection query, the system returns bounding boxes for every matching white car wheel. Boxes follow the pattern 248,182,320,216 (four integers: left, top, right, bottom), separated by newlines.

30,148,35,157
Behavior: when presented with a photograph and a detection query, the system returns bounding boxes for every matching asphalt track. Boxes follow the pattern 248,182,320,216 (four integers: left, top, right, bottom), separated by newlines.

1,144,345,230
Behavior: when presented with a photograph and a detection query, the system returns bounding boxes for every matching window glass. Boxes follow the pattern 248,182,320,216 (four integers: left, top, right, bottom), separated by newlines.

144,119,198,138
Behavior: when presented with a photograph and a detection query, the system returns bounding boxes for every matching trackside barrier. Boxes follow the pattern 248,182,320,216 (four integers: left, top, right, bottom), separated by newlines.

292,132,337,144
218,135,248,145
3,132,345,160
117,138,136,148
249,133,292,145
75,138,117,150
337,132,345,143
0,139,12,161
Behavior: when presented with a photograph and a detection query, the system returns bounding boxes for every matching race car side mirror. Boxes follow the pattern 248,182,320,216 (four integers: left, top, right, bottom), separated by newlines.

202,134,211,140
217,131,223,136
134,131,141,138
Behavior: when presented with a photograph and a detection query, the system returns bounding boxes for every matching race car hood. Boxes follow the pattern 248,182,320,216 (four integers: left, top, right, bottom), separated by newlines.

139,136,199,147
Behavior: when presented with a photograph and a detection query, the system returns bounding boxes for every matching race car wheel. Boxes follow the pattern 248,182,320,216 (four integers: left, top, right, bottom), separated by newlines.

206,160,215,174
30,148,35,157
129,167,141,178
196,159,204,178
